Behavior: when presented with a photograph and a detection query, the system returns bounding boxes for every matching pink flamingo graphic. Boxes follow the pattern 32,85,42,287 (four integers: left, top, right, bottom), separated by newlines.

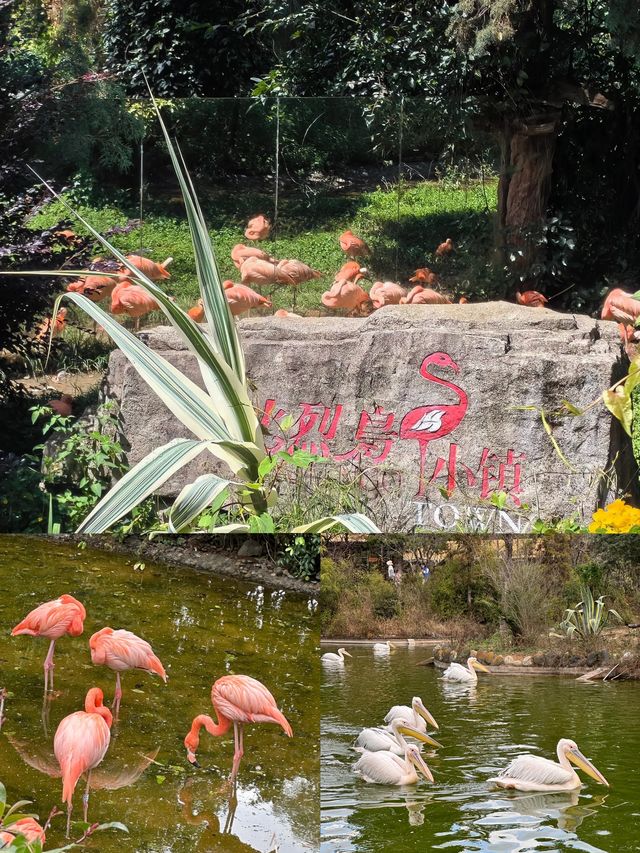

400,352,468,498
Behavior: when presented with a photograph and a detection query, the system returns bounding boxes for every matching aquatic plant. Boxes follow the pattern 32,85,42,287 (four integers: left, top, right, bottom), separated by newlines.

6,84,379,536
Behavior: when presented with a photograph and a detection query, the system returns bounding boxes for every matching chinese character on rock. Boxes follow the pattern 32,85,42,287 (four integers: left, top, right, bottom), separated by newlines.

477,448,525,506
261,399,343,458
429,443,476,496
335,406,398,464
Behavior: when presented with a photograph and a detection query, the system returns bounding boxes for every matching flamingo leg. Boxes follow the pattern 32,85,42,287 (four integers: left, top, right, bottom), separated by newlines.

82,771,92,823
113,673,122,715
230,722,244,783
44,639,56,693
65,801,72,838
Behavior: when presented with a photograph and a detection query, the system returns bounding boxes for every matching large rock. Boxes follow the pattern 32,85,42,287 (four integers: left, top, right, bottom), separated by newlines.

103,302,633,531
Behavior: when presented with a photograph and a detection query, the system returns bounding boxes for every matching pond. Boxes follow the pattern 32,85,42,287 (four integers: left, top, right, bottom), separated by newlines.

0,536,319,852
321,645,639,853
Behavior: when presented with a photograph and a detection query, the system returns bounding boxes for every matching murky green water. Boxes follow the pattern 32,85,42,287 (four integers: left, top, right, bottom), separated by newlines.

321,646,640,853
0,536,319,852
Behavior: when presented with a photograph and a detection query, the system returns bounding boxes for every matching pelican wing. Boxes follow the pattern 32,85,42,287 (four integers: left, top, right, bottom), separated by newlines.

355,726,399,753
498,755,574,786
384,705,411,723
442,662,472,682
354,750,406,784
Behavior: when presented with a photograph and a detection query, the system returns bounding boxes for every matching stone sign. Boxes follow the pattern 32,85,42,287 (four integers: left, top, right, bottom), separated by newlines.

104,302,633,532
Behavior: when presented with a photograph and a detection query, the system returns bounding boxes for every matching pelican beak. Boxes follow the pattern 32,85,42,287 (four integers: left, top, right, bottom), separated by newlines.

408,750,434,783
397,725,442,749
472,661,490,673
343,651,353,657
568,747,609,787
416,700,439,731
388,643,397,650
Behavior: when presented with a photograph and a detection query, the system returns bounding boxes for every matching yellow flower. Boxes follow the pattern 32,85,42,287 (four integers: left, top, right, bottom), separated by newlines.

589,499,640,533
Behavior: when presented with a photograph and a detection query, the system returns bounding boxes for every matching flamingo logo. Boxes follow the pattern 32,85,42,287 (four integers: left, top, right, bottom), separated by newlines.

399,352,468,498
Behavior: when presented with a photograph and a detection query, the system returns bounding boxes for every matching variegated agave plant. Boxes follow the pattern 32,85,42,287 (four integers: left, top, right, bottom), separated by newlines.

10,87,380,536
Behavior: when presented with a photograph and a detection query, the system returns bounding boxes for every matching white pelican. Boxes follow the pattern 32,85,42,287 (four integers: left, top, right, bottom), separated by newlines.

354,744,434,786
384,696,439,734
441,656,489,683
321,648,352,665
355,718,441,754
372,641,394,654
489,739,609,792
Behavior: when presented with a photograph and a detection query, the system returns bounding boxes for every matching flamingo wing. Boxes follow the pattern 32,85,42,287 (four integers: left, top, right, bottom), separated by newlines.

54,712,111,804
212,675,292,735
12,596,85,638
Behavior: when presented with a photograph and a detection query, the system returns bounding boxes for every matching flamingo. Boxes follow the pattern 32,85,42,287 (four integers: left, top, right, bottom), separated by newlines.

354,743,434,786
67,274,120,302
355,718,441,754
516,290,548,308
49,394,74,416
184,674,293,782
274,309,303,319
122,254,171,281
321,278,370,313
409,268,439,286
0,817,46,847
244,214,271,241
223,281,272,315
89,627,167,714
601,287,640,325
231,243,276,269
400,285,451,305
339,229,370,257
489,738,609,792
384,697,439,734
239,257,279,286
372,641,394,654
336,260,367,282
370,280,406,308
35,307,67,341
321,647,352,665
441,656,489,683
399,352,468,498
188,298,205,322
111,279,160,329
435,238,454,257
54,687,112,835
274,259,322,286
11,594,86,692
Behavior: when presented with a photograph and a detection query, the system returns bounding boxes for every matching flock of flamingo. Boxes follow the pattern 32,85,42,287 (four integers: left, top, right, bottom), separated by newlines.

1,592,292,846
33,210,562,348
322,645,610,793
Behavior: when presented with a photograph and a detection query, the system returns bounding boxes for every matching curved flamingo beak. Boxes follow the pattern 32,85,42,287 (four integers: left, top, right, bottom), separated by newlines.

186,749,200,767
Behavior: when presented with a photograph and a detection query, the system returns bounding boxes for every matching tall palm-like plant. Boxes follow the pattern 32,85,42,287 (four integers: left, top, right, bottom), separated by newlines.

5,86,379,536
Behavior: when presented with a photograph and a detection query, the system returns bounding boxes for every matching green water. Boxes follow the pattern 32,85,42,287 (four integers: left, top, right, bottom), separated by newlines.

321,646,640,853
0,536,319,852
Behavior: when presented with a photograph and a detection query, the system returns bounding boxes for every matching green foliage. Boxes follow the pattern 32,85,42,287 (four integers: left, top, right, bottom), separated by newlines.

276,535,320,581
553,584,623,640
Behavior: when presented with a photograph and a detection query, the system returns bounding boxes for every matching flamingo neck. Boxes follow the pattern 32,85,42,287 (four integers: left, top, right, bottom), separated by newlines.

191,713,231,744
421,360,468,406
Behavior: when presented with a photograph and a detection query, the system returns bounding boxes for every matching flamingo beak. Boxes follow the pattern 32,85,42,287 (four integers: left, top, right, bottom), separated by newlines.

472,661,490,673
567,747,609,786
409,750,434,783
187,750,200,767
416,700,439,730
397,725,442,749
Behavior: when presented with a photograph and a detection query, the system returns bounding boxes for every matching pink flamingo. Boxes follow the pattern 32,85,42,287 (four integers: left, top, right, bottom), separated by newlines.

516,290,548,308
89,627,167,714
239,257,279,286
231,243,276,269
244,214,271,241
54,687,112,836
369,280,406,308
400,285,452,305
184,675,293,782
601,287,640,325
339,229,370,257
321,278,371,313
0,817,46,847
11,594,86,692
274,259,322,286
67,274,120,302
122,254,172,281
111,279,160,329
336,260,367,282
399,353,468,498
223,281,272,315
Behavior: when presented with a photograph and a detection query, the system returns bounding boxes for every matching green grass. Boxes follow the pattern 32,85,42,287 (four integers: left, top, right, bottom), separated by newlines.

29,178,499,326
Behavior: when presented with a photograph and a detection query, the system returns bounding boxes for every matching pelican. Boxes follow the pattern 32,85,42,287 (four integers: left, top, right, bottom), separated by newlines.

441,656,489,683
321,648,352,665
372,641,394,654
354,744,434,786
384,697,439,734
489,739,609,792
355,718,441,754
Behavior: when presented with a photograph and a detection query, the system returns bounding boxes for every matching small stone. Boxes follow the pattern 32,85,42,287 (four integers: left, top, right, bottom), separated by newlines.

493,655,504,666
522,656,533,666
237,539,263,558
532,653,546,666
